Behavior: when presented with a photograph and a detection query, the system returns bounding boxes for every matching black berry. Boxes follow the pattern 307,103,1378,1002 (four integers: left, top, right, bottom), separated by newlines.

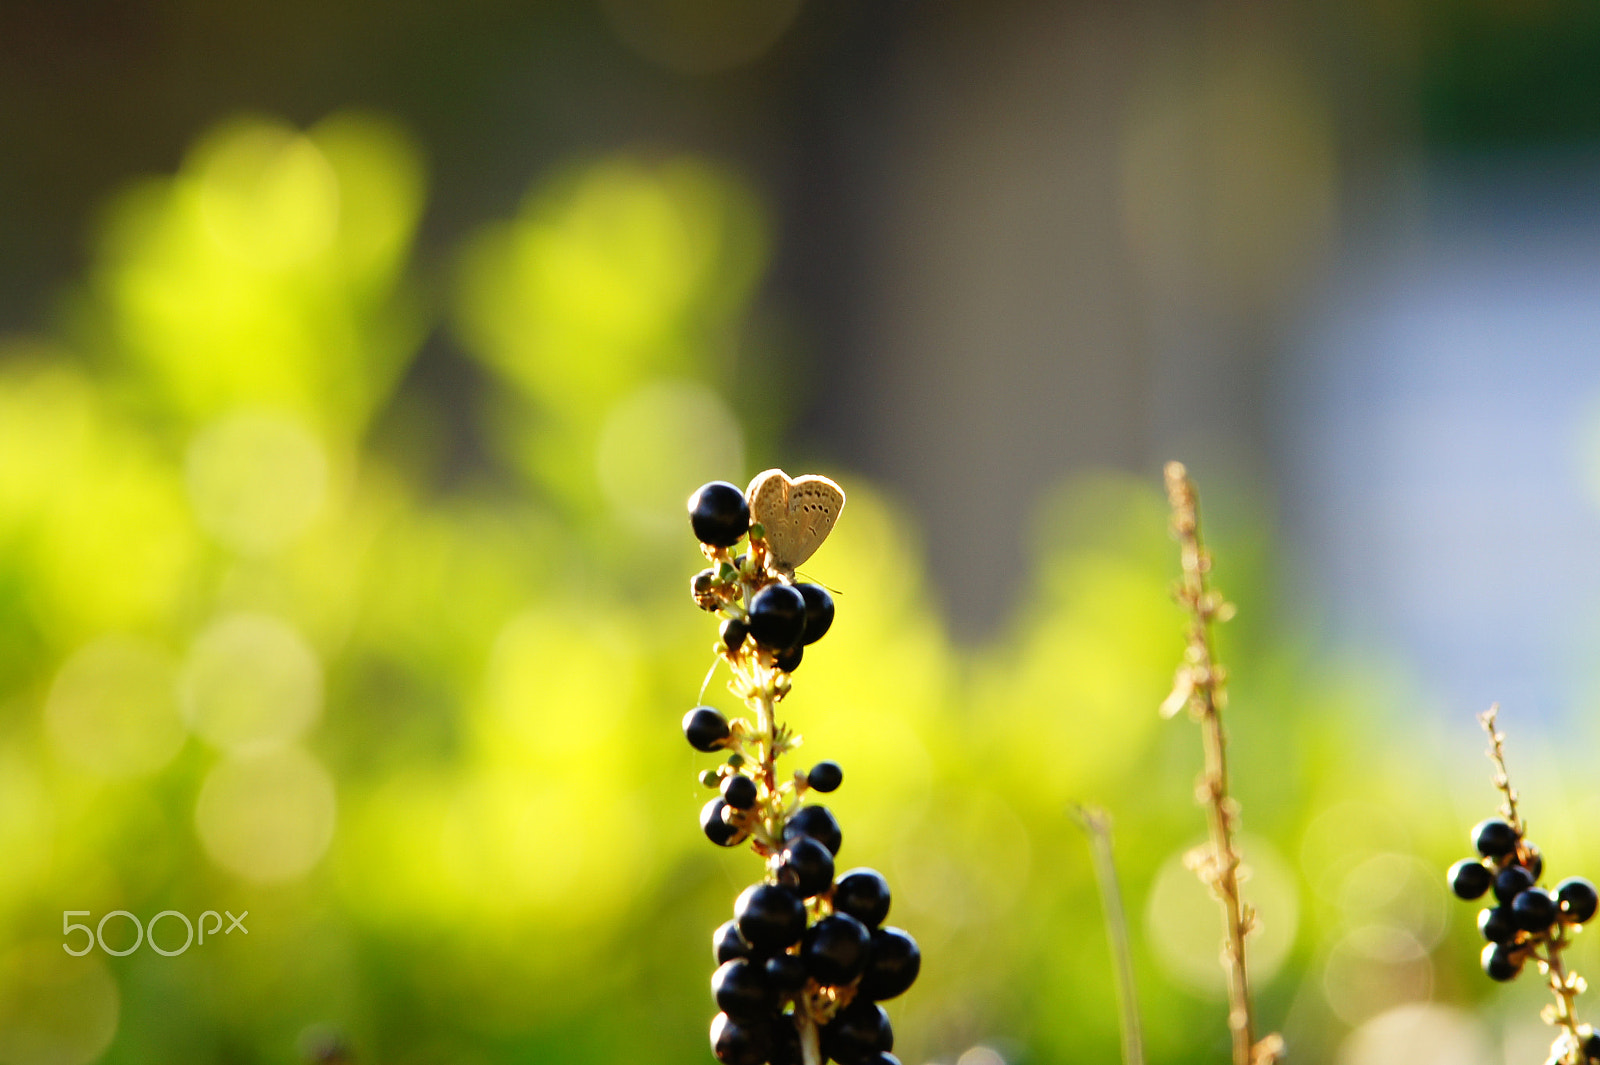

747,585,806,651
734,883,806,952
769,1019,804,1065
690,482,750,548
859,926,921,1000
692,568,719,610
1493,864,1535,904
796,583,835,644
1473,818,1520,859
722,774,758,810
1481,942,1522,982
712,958,777,1019
806,761,843,793
720,618,749,653
714,919,753,964
1448,859,1492,901
1520,844,1544,881
763,952,808,991
1478,906,1518,945
779,836,835,898
773,642,803,673
801,913,871,986
710,1011,771,1065
684,707,732,752
783,804,842,857
1583,1031,1600,1062
821,1000,893,1064
1512,887,1558,933
833,868,891,928
1558,878,1599,924
702,798,744,847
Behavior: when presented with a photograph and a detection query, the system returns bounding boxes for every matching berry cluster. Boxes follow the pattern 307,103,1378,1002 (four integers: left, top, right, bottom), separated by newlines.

684,476,920,1065
1452,707,1600,1065
689,479,835,676
1448,819,1596,984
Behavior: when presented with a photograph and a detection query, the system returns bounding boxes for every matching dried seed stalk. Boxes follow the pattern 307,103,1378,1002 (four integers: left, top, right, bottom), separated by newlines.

1163,461,1283,1065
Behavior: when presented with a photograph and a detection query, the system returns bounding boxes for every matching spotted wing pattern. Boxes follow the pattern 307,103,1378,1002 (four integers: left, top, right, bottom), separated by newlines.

745,469,845,572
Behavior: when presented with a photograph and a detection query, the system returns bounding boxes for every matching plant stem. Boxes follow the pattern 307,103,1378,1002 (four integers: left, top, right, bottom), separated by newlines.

1542,939,1586,1064
1478,705,1524,839
1164,462,1279,1065
797,1008,822,1065
1479,709,1587,1064
1071,805,1145,1065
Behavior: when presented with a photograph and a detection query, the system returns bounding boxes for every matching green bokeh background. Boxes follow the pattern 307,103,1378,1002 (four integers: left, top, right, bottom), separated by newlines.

4,5,1600,1062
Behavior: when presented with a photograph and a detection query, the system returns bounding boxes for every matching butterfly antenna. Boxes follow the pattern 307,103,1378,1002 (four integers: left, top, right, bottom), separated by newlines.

794,570,843,596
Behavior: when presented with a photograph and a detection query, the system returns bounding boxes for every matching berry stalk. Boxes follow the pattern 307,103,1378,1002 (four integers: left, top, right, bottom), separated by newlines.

686,475,918,1065
1450,707,1598,1065
1162,462,1282,1065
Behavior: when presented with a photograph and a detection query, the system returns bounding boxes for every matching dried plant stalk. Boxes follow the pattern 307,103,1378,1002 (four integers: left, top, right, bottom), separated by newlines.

1162,462,1283,1065
1479,705,1525,840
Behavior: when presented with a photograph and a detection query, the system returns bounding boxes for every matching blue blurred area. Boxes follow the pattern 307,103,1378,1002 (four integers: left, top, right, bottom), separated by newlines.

1283,157,1600,726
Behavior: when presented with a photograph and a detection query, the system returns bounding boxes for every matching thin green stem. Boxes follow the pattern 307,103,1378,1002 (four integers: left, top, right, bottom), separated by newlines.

1071,805,1145,1065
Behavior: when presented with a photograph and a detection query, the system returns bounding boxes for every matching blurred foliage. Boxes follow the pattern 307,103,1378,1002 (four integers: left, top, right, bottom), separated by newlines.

1419,0,1600,146
0,110,1585,1065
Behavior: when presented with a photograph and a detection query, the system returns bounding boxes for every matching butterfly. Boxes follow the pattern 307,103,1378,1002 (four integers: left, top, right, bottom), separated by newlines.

745,469,845,575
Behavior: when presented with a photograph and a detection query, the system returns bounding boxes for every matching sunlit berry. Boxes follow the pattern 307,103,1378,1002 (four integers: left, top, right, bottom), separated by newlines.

859,926,921,1000
1493,864,1534,904
1473,818,1519,859
1478,906,1517,945
748,585,806,650
684,707,731,752
1519,844,1544,881
822,1000,894,1064
783,804,842,857
806,760,843,793
710,1011,771,1065
1583,1031,1600,1063
1448,859,1492,901
779,836,835,898
763,952,808,992
720,618,749,653
690,482,750,548
722,774,758,810
702,798,744,847
1512,887,1557,932
1482,942,1522,982
1558,878,1599,924
693,568,720,610
796,583,835,644
801,912,871,986
714,919,753,964
774,642,803,673
735,883,806,952
833,868,891,928
713,958,777,1019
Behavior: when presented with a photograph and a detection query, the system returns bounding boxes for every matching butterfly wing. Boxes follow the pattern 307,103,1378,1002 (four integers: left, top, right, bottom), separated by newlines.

745,470,844,572
780,476,844,570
